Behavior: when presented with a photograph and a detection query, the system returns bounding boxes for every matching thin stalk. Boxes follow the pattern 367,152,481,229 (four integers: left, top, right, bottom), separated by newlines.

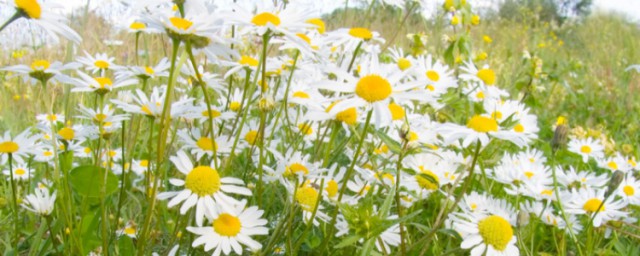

137,39,180,256
319,109,373,253
8,153,19,247
0,11,21,33
394,140,409,255
416,141,482,256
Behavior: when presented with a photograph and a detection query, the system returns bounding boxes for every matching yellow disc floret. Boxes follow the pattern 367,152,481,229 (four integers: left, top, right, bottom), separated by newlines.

477,68,496,85
348,27,373,40
467,115,498,133
355,75,392,103
252,12,281,26
213,213,242,237
15,0,41,19
583,198,604,212
185,166,221,196
0,141,19,153
477,215,513,251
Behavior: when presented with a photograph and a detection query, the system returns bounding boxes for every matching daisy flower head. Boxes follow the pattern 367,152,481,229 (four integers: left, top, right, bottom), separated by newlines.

7,0,82,44
556,166,607,190
158,150,252,226
177,128,232,160
598,152,633,173
413,54,457,98
76,52,121,74
568,137,605,163
617,174,640,206
187,200,268,256
563,188,627,227
227,3,315,38
325,27,385,54
316,56,422,128
22,187,56,216
438,114,527,148
35,113,64,125
1,59,79,85
115,58,171,80
449,195,519,256
263,149,325,185
72,71,137,95
3,163,34,181
388,46,415,72
0,129,39,164
117,222,137,238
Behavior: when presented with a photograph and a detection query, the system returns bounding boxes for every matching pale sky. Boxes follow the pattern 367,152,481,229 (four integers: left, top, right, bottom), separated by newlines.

54,0,640,22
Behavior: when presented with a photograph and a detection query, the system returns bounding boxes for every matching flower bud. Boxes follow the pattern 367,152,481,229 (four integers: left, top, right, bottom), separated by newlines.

552,124,568,153
605,170,624,198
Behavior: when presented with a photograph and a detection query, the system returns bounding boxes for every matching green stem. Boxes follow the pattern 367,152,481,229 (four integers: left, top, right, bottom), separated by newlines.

320,109,373,253
416,141,482,256
395,140,409,255
0,11,21,33
8,153,19,247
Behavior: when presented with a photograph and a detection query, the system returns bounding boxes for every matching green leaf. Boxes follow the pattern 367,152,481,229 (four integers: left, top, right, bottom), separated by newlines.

118,236,135,255
69,165,119,198
334,235,361,249
375,130,402,154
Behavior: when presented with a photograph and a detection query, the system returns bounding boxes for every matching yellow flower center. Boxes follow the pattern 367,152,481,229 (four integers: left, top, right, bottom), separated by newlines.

31,60,50,70
524,171,534,179
94,60,110,69
44,151,53,157
326,180,338,198
477,68,496,85
58,127,75,141
296,33,312,45
15,168,26,175
374,144,389,155
607,161,618,170
15,0,41,19
306,18,325,34
229,102,241,112
583,198,604,212
285,163,309,177
185,166,221,196
348,27,373,40
623,185,635,196
124,227,136,236
213,213,242,237
295,185,319,211
491,111,503,120
245,130,258,145
476,91,485,99
477,215,513,251
416,168,439,190
169,17,193,31
388,103,405,121
252,12,281,26
239,55,259,67
47,114,57,121
94,77,113,89
141,105,153,116
336,107,357,125
201,109,221,119
513,123,525,133
580,145,592,154
196,137,217,152
467,115,498,133
297,123,313,136
397,58,411,71
144,66,154,75
293,91,310,99
94,113,107,122
130,21,146,30
541,189,553,196
355,75,392,103
140,160,149,167
0,141,19,153
426,70,440,82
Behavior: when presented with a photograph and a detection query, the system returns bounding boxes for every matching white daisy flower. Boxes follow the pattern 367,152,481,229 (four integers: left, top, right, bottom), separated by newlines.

1,59,78,85
567,137,605,163
158,151,252,226
76,52,121,74
449,195,519,256
6,0,82,44
0,129,39,164
563,188,627,227
3,163,34,181
186,200,268,255
617,174,640,206
22,187,56,216
71,72,137,95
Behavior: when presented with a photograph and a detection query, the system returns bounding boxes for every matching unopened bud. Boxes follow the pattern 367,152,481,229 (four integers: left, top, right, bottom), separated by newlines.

605,170,625,198
258,96,276,112
551,124,568,153
399,124,411,142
